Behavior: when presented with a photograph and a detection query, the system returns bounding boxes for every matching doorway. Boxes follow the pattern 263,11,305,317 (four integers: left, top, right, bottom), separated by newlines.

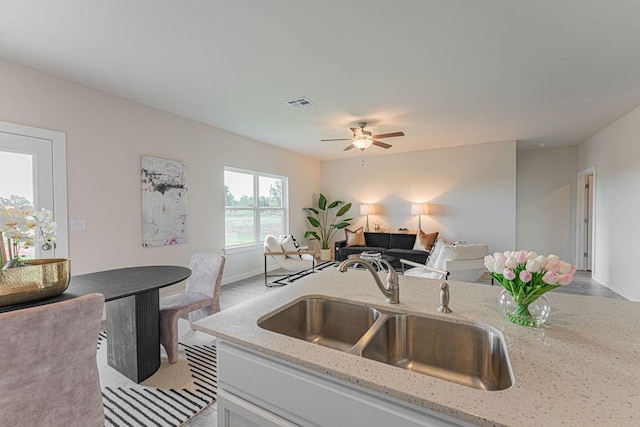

0,121,68,259
576,167,595,271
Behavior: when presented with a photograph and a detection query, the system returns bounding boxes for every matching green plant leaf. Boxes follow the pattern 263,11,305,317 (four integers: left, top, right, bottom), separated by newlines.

336,202,352,217
306,216,321,227
318,194,327,210
304,231,320,240
304,194,352,246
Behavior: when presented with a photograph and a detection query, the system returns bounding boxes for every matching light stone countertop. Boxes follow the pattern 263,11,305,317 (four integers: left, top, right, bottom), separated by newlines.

193,267,640,426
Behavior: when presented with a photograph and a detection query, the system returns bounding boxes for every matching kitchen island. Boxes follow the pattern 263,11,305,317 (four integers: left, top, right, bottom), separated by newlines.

193,267,639,426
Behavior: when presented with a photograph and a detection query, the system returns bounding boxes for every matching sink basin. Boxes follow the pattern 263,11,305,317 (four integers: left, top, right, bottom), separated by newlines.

259,298,513,390
258,298,381,352
360,314,513,391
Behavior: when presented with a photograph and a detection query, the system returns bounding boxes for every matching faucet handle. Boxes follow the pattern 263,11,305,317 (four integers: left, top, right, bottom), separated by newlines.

438,282,452,313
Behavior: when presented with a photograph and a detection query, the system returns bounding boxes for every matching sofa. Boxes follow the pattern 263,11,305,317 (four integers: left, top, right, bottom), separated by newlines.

334,232,430,269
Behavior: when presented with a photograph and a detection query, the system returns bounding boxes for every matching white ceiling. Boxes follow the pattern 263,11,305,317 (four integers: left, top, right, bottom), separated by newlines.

1,1,640,160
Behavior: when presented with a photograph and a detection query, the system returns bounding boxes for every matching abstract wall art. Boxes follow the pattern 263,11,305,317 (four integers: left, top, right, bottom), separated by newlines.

141,156,188,247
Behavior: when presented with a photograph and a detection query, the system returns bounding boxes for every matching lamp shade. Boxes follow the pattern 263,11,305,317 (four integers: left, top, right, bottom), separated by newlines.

411,203,429,215
360,204,376,215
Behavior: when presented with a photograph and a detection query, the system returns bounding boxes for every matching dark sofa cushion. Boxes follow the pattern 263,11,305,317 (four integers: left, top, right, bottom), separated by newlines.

363,232,391,248
389,233,417,250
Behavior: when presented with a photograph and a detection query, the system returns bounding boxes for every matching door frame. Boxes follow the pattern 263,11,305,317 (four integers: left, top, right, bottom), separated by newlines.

575,166,596,271
0,121,68,257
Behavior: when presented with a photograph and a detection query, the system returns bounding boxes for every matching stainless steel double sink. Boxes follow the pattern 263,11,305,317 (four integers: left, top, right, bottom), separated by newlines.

258,297,514,391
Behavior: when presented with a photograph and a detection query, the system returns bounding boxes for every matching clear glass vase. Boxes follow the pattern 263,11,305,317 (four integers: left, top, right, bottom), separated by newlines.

498,289,550,327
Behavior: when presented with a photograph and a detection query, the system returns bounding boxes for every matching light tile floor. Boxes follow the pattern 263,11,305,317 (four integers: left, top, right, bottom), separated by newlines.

186,268,624,426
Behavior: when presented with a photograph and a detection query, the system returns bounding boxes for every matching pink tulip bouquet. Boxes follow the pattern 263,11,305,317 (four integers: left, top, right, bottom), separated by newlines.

484,250,576,326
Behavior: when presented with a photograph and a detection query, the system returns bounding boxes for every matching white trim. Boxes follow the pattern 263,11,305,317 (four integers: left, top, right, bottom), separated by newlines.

223,242,262,255
0,121,68,258
592,273,639,302
575,166,596,272
221,267,265,285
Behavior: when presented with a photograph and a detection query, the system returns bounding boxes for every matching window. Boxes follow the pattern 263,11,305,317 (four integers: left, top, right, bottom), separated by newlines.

224,167,287,247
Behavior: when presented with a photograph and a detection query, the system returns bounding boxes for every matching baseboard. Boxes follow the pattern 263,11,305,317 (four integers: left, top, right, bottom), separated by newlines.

592,273,639,301
158,266,280,292
222,267,266,286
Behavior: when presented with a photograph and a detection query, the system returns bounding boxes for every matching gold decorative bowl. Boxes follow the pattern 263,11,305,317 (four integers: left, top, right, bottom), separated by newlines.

0,258,70,307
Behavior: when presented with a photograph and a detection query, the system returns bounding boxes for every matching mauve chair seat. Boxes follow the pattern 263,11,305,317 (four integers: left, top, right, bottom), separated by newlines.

0,293,105,427
160,291,212,311
159,254,225,364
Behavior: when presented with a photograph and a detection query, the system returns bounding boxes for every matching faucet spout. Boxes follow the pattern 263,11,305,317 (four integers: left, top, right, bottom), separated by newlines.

338,258,400,304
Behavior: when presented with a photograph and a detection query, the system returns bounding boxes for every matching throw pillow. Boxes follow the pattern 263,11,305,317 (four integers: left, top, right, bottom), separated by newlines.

412,230,439,252
426,238,445,268
264,235,286,264
345,227,366,247
280,234,302,259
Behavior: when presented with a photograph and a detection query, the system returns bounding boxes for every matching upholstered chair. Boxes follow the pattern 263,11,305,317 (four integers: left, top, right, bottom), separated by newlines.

402,242,489,282
264,235,316,287
160,253,225,364
0,293,105,427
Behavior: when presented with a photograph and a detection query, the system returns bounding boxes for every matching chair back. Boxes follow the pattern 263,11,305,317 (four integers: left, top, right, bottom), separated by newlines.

264,235,287,267
0,293,105,427
185,253,225,322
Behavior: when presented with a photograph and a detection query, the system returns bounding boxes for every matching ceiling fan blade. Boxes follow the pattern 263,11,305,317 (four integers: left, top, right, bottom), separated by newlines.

321,138,352,142
351,127,363,137
372,140,392,149
372,131,405,139
343,143,355,151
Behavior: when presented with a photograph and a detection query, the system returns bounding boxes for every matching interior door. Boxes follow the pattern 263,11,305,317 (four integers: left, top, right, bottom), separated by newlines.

0,131,57,258
585,173,594,270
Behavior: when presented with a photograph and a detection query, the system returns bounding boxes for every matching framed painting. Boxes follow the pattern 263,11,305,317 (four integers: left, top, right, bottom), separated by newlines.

141,156,188,247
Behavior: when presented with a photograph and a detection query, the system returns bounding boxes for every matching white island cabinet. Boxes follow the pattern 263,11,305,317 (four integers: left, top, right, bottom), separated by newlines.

193,268,640,426
217,341,467,427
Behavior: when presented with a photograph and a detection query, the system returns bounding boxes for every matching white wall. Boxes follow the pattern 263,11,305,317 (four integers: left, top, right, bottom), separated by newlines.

320,141,517,254
516,146,577,263
0,58,321,286
578,105,640,301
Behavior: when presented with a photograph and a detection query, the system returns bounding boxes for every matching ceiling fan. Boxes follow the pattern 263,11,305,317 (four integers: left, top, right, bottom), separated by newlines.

321,122,405,151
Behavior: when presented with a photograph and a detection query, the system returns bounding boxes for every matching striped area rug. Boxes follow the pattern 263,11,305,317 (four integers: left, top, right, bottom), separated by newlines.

97,325,217,426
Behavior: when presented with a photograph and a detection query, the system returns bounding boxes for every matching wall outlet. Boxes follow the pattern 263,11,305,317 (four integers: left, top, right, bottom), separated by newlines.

71,218,86,230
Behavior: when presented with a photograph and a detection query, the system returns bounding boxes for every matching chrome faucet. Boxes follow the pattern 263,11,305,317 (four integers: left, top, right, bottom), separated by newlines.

338,258,400,304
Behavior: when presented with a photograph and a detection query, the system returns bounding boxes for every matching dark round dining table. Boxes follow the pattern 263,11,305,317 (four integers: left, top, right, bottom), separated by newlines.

1,265,192,383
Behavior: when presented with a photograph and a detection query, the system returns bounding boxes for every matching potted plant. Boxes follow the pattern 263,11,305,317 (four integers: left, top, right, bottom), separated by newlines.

304,194,352,260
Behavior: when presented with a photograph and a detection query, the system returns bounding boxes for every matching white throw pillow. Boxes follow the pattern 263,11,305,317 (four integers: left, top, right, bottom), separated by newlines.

280,234,302,259
426,239,445,268
264,235,286,264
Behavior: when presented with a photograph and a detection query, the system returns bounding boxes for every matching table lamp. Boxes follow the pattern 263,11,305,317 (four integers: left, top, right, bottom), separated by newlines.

360,204,376,232
411,203,429,230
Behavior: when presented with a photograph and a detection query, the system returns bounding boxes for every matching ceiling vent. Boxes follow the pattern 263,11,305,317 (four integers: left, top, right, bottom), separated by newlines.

286,97,315,109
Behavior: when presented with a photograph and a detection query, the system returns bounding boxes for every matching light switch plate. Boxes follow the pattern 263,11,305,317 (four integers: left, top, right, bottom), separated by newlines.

71,218,86,230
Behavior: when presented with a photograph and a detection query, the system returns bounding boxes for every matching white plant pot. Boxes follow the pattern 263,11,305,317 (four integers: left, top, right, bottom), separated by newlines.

320,249,332,261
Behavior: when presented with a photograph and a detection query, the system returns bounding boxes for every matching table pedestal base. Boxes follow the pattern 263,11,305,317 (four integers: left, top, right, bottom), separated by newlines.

107,289,160,383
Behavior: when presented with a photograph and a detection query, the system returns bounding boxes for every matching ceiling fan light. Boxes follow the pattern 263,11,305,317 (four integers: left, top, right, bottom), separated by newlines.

353,138,373,150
